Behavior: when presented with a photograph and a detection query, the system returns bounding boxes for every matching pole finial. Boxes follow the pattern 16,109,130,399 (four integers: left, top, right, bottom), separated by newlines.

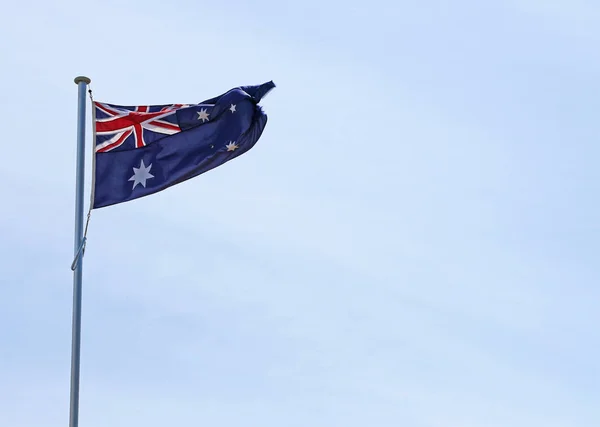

74,76,91,85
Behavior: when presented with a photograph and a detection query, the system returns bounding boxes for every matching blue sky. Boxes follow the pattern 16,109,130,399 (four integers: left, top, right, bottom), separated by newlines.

1,0,599,426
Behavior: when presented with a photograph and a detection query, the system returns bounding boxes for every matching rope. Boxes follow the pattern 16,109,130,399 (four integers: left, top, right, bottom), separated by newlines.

84,85,94,244
70,86,95,271
83,208,92,242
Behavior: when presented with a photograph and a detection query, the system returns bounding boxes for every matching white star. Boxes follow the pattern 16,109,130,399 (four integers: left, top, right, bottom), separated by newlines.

229,104,236,113
129,159,154,189
225,141,238,152
197,108,210,122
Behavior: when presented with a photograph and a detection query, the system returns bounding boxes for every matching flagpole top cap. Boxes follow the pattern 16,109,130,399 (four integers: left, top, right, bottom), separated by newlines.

74,76,91,85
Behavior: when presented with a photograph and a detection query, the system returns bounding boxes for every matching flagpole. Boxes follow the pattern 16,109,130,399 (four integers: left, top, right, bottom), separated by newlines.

70,75,91,427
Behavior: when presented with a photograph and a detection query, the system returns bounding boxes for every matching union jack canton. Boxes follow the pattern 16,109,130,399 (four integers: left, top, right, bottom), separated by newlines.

95,103,190,153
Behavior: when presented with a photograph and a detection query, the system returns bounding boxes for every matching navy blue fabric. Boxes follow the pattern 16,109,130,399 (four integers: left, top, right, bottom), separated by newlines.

92,81,274,208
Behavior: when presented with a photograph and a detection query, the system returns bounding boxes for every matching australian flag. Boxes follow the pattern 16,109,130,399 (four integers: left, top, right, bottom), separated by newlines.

91,81,275,209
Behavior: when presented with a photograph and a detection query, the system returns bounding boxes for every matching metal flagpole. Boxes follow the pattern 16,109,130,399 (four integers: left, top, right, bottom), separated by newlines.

70,75,91,427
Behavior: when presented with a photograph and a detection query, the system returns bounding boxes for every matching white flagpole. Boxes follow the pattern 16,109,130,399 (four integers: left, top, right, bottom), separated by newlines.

70,75,91,427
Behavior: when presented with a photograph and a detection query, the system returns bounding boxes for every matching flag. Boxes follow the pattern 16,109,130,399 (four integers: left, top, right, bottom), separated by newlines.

91,81,275,209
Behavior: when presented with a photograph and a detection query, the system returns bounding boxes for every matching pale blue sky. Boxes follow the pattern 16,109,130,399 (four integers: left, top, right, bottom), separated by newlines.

1,0,599,426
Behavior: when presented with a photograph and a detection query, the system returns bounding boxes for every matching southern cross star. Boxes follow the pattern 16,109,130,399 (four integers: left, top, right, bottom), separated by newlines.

129,159,154,189
229,104,236,113
197,108,210,122
225,141,239,152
